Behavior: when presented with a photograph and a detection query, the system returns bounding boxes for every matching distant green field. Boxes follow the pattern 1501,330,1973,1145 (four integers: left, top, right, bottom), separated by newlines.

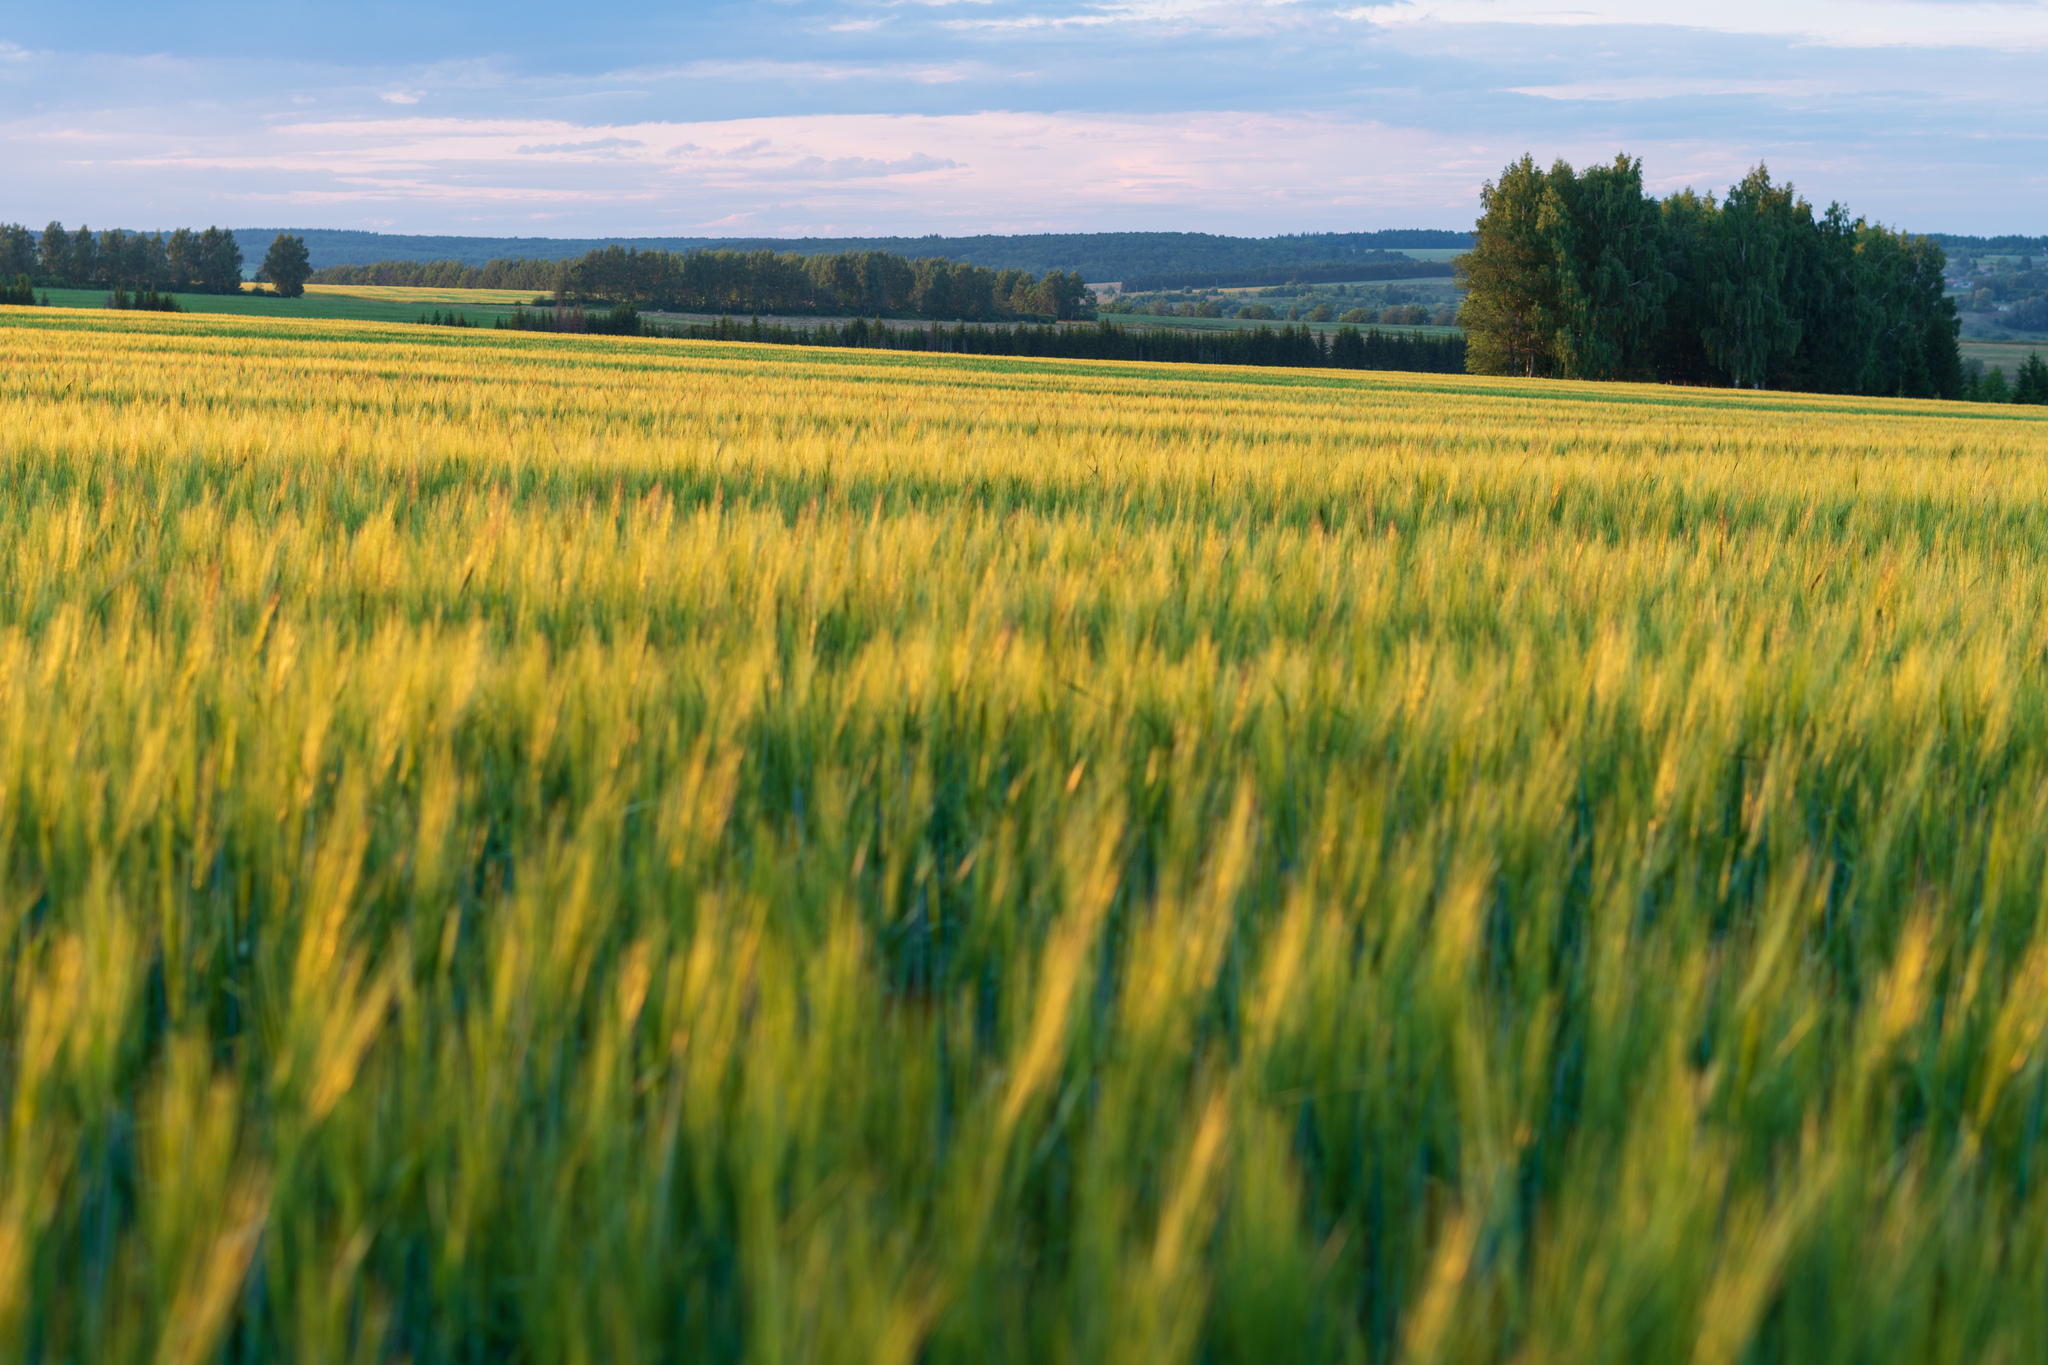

1963,337,2047,375
304,283,547,310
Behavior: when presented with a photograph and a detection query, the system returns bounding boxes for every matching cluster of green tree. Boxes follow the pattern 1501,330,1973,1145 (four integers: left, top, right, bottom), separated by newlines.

497,310,1468,372
1104,296,1230,318
2020,354,2048,401
1099,290,1239,317
1339,304,1446,326
1459,155,1963,396
581,246,1091,319
1120,259,1455,292
418,310,483,328
322,247,1093,321
1999,299,2045,332
270,227,1473,280
312,258,561,290
1243,280,1457,306
0,275,44,306
0,222,246,293
0,226,36,278
105,286,182,312
496,304,644,335
1967,354,2048,403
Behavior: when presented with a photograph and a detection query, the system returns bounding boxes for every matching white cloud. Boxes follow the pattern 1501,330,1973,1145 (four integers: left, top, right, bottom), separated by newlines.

0,101,2011,233
1369,0,2048,49
62,109,1556,227
1509,77,1856,100
516,136,645,155
616,57,986,85
755,152,963,180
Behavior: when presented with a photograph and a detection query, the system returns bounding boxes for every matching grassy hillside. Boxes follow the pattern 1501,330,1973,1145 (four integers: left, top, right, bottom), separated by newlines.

0,306,2045,1362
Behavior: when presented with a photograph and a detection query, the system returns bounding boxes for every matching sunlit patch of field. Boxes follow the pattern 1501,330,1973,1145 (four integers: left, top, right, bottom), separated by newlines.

1,306,2046,1362
298,281,547,308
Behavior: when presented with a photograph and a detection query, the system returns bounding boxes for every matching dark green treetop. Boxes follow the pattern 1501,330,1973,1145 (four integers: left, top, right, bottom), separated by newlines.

261,233,313,299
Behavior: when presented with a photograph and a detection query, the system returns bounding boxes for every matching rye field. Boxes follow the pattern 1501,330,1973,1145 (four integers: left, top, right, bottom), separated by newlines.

4,307,2048,1363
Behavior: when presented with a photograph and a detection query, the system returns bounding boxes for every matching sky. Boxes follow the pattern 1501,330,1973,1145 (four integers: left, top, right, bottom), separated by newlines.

2,0,2043,238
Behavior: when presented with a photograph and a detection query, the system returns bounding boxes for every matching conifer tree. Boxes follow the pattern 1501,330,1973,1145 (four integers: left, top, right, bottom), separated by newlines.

69,225,99,287
2015,352,2048,405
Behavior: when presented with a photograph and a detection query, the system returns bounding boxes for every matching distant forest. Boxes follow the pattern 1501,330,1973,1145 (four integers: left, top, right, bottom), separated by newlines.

316,246,1095,321
1122,258,1456,293
1460,155,1962,397
256,228,1473,281
1934,234,2048,256
311,258,556,291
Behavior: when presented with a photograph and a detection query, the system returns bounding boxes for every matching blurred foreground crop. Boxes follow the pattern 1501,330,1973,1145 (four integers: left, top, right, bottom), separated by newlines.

0,309,2046,1362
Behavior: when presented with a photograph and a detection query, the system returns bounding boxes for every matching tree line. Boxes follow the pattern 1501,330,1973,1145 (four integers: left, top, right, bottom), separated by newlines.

1970,353,2048,405
1122,259,1455,292
0,222,246,293
312,257,559,291
315,247,1096,321
1459,155,1962,396
0,223,318,300
1936,234,2048,257
487,306,1468,372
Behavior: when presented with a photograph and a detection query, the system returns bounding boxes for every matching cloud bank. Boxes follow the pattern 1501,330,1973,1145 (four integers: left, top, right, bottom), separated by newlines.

2,0,2042,234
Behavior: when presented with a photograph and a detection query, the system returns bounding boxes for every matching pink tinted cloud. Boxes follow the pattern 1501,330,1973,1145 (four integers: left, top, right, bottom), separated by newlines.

20,103,2020,234
119,110,1509,230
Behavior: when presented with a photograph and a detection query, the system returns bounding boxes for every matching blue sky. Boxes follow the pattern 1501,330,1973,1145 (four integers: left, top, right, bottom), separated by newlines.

3,0,2043,237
